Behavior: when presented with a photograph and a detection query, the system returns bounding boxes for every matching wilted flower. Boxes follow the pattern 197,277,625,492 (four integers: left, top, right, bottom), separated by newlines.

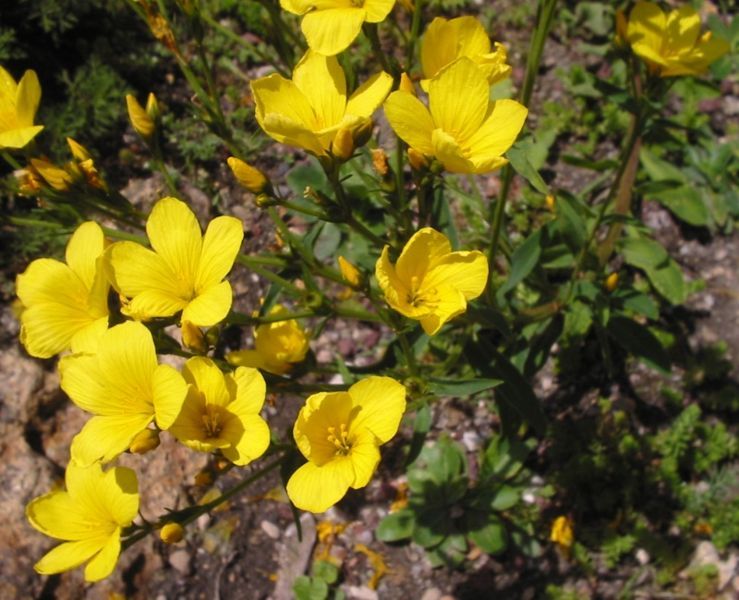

251,51,392,157
376,228,488,335
420,16,511,90
0,66,43,149
104,197,243,327
384,58,527,174
626,1,729,77
26,461,138,582
280,0,396,56
16,221,109,358
287,376,406,513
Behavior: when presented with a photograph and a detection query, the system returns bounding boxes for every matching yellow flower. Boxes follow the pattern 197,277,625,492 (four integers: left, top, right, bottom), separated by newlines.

384,58,527,174
160,522,184,544
376,228,488,335
66,137,105,190
626,1,729,77
550,515,574,549
0,66,43,149
125,93,156,138
104,197,243,327
16,221,109,358
26,461,138,582
58,320,188,465
163,357,270,466
280,0,396,56
338,256,361,288
420,16,511,91
227,305,310,375
287,376,406,513
251,50,392,157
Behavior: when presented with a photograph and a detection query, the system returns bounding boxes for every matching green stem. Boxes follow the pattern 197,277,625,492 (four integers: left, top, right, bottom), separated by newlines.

397,330,419,377
229,308,316,325
122,454,285,550
405,0,423,73
235,254,305,297
1,150,23,170
364,23,399,79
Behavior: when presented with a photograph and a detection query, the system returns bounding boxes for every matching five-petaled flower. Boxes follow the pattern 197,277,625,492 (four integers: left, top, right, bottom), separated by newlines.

280,0,396,56
251,50,392,157
626,1,729,77
384,58,527,174
287,376,406,513
376,228,488,335
104,196,243,327
16,221,109,358
163,357,271,466
227,305,310,376
0,66,43,149
420,16,511,91
59,320,188,465
26,461,139,582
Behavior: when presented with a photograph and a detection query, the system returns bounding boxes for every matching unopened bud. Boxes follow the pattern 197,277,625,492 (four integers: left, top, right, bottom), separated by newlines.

352,119,374,148
332,128,354,161
160,522,184,544
66,138,91,162
227,156,269,194
181,320,207,353
604,272,619,292
371,148,389,176
399,72,416,95
126,94,156,138
338,256,362,288
129,428,161,454
30,158,73,191
407,148,429,171
255,192,275,207
545,194,555,211
146,92,160,122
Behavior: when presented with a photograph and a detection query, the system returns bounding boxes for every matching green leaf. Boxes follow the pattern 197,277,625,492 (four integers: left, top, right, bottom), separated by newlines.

650,185,711,227
616,290,659,320
563,300,593,339
468,519,507,554
428,378,502,397
313,223,341,261
376,510,415,542
621,236,669,270
406,403,432,466
293,576,329,600
497,230,542,300
491,485,520,511
506,143,549,194
640,147,688,183
607,315,671,374
286,159,330,196
481,435,532,480
424,437,467,484
562,154,618,171
312,560,339,584
647,258,686,305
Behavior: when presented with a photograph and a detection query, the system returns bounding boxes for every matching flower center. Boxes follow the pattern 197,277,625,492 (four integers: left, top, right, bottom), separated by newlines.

406,275,438,309
327,423,352,456
201,404,224,438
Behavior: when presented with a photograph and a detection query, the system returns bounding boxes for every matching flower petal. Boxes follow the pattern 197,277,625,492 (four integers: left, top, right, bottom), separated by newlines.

71,414,153,465
346,71,393,119
34,538,106,576
26,491,97,541
152,364,189,430
20,302,97,358
221,413,270,465
261,113,326,155
195,215,243,293
348,429,381,488
421,17,456,78
183,357,231,407
429,58,489,142
395,227,451,283
16,258,87,309
627,1,666,52
349,376,406,444
83,533,121,582
286,458,355,513
431,127,477,173
424,250,489,300
418,285,467,335
363,0,395,23
301,8,366,56
102,466,139,524
104,241,182,299
0,125,43,149
251,74,317,134
15,69,41,127
229,367,267,416
383,91,435,155
121,289,188,321
293,392,353,464
293,51,346,129
180,280,233,327
465,99,527,166
70,316,109,354
65,221,105,290
146,197,202,286
664,5,700,55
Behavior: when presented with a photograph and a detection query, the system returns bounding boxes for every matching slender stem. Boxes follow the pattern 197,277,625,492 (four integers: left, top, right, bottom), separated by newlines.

122,454,285,550
102,227,147,243
364,23,399,79
229,308,316,325
397,330,419,377
235,254,305,297
405,0,423,73
1,150,23,170
237,253,287,268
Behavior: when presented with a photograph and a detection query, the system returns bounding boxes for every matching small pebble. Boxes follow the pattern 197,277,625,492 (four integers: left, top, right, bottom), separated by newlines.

169,549,191,574
261,519,280,539
421,589,442,600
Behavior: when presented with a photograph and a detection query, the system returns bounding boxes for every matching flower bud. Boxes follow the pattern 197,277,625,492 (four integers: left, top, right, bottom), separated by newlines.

399,72,416,95
371,148,389,176
351,119,374,148
160,522,184,544
66,138,91,162
227,156,270,194
331,127,354,161
338,256,361,288
30,158,74,191
407,148,429,171
126,94,156,138
181,320,207,353
545,194,555,211
146,92,160,122
129,428,161,454
604,272,619,292
550,516,574,550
